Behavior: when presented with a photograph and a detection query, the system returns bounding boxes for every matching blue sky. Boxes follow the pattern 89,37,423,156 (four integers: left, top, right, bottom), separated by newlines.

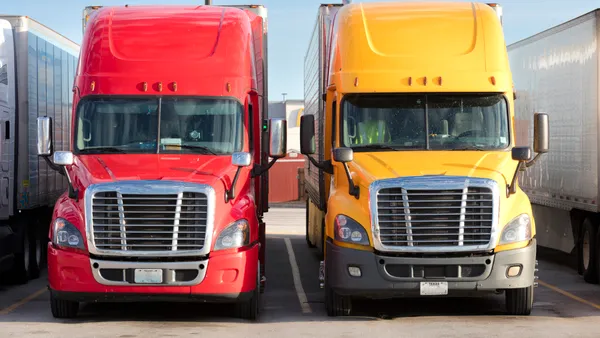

2,0,598,101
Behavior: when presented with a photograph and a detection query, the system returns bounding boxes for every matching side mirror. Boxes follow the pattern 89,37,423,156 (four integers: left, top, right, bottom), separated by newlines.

268,118,287,158
534,112,549,154
333,147,353,163
232,152,252,167
300,114,315,155
53,151,74,166
511,146,531,162
37,117,52,156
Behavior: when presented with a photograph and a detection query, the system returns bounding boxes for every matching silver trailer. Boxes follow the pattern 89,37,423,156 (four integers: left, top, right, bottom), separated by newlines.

508,8,600,284
302,3,342,255
0,15,80,284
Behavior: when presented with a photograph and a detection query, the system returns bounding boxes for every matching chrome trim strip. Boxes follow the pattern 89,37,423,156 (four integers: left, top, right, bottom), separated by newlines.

89,258,209,286
84,180,216,257
369,176,499,253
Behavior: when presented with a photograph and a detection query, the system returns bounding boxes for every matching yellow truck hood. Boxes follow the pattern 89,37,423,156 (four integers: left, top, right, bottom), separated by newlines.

349,151,516,188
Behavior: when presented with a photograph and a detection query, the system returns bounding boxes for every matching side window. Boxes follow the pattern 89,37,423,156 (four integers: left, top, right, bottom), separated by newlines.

248,97,254,151
331,100,337,147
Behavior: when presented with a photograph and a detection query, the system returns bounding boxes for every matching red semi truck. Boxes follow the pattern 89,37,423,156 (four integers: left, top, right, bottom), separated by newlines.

36,4,285,320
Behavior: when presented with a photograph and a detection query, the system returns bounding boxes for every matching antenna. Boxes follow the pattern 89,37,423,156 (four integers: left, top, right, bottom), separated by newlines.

282,93,287,102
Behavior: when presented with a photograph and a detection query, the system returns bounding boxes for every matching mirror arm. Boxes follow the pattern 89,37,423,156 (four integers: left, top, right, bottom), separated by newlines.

306,156,333,174
251,157,279,178
506,161,523,197
42,155,65,176
341,163,359,199
225,166,243,203
524,152,543,168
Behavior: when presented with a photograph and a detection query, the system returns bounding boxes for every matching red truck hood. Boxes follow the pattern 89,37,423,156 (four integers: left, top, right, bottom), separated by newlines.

74,154,238,188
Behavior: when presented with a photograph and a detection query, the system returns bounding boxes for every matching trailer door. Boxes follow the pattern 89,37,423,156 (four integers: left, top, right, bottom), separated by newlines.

0,19,15,220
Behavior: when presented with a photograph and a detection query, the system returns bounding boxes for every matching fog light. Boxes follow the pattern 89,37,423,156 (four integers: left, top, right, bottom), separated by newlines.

348,266,361,277
507,265,522,277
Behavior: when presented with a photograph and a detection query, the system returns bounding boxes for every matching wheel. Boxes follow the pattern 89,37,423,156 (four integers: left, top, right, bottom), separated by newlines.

324,256,351,317
235,262,260,320
505,285,533,315
50,292,79,319
9,223,34,284
580,219,599,284
325,280,352,316
319,219,326,261
306,199,315,248
28,226,42,280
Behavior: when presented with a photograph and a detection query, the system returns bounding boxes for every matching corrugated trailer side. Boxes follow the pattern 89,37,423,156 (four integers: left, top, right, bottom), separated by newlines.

508,9,600,283
303,4,341,211
0,15,79,284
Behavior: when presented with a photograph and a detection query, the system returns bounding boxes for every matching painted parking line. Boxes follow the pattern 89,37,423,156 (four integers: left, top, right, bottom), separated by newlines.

538,279,600,311
0,287,47,315
284,237,312,314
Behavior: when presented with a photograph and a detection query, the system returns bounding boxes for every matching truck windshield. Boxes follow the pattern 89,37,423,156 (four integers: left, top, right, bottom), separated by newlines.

341,93,509,151
74,96,244,155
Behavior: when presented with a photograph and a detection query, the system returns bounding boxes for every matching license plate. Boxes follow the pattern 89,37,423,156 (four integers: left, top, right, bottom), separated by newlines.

134,269,163,284
420,281,448,296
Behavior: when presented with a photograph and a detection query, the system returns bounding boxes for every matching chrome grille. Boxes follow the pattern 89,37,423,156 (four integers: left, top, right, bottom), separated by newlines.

86,181,214,256
371,177,498,253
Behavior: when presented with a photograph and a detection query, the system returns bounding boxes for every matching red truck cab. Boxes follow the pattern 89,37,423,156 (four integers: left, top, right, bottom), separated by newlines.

35,4,284,320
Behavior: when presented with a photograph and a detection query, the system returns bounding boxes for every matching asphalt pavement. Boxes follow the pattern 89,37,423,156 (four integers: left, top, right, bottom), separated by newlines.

1,207,599,337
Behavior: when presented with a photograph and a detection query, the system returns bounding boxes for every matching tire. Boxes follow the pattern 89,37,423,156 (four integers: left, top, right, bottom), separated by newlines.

580,219,599,284
505,285,533,315
235,263,260,321
325,281,352,316
28,226,42,280
306,198,315,248
50,292,79,319
9,223,32,284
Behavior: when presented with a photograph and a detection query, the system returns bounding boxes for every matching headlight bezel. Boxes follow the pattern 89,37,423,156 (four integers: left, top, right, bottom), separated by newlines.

213,219,250,251
52,217,86,251
334,214,371,246
499,213,532,245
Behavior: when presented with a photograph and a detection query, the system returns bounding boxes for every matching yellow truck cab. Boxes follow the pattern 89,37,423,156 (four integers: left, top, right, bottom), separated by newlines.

300,1,549,316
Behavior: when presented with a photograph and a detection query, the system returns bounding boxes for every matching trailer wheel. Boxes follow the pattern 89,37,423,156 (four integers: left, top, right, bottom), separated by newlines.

50,292,79,319
580,219,599,284
505,285,533,315
306,198,315,248
9,222,39,284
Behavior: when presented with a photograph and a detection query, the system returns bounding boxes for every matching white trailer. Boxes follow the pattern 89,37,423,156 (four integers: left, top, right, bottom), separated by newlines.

508,8,600,284
0,16,80,284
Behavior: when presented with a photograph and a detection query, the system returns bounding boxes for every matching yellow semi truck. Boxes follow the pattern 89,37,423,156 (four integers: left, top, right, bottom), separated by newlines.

300,1,549,316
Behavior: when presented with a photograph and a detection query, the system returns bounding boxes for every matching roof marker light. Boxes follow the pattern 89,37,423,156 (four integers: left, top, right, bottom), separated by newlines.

354,77,359,87
491,76,496,85
408,77,412,86
423,76,427,86
172,82,178,92
439,76,443,86
90,81,95,91
142,82,147,92
226,82,231,92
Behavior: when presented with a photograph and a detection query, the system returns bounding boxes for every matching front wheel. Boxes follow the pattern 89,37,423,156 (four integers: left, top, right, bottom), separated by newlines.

234,262,260,320
505,285,533,315
50,292,79,319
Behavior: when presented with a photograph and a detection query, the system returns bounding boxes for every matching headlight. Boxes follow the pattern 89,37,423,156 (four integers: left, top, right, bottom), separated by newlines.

53,218,86,250
499,214,532,245
214,219,250,251
334,215,370,246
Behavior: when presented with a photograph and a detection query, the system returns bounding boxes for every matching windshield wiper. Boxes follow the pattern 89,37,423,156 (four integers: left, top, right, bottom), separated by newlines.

351,144,399,151
78,147,126,154
450,145,488,151
174,145,217,155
